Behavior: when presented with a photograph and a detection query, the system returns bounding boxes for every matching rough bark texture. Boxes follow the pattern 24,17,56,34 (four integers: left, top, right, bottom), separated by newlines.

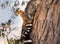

25,0,60,44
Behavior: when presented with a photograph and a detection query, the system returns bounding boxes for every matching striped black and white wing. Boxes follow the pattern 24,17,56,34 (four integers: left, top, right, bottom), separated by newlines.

22,23,33,44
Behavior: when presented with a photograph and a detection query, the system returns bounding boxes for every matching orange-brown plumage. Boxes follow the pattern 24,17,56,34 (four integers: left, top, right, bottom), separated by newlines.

16,10,32,27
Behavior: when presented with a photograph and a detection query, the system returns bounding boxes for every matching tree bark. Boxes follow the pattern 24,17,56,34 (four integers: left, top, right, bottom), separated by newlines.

26,0,60,44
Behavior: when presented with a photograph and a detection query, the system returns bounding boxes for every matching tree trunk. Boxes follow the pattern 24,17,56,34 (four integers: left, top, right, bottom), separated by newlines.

26,0,60,44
